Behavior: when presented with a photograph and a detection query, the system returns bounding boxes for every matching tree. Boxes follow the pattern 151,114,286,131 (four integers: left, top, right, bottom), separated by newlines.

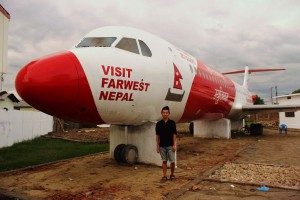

292,89,300,94
253,95,265,105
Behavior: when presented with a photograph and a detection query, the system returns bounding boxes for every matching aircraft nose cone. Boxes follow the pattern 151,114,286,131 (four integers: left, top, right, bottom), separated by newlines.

15,51,104,124
16,52,78,109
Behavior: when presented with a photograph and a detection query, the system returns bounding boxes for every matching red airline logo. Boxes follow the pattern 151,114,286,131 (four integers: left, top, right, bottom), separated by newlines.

173,63,183,89
165,63,185,102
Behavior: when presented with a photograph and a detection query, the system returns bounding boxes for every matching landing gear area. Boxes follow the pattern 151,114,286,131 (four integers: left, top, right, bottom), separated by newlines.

239,126,250,135
189,122,194,135
232,123,263,137
110,123,162,166
114,144,138,165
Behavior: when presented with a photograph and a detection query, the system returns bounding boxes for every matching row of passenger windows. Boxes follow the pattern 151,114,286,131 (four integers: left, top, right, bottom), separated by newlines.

194,67,233,89
76,37,152,57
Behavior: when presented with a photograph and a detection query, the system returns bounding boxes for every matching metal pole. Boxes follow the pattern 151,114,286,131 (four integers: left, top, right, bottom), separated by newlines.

270,87,273,104
275,86,278,104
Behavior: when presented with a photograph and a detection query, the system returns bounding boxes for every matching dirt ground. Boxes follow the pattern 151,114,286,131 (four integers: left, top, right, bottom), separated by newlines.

0,127,300,200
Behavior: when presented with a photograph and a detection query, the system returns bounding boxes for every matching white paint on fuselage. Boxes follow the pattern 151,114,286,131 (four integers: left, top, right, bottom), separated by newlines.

70,26,254,125
228,81,253,119
71,26,196,125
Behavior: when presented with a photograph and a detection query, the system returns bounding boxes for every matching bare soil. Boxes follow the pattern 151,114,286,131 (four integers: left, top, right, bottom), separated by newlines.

0,127,300,200
45,127,110,143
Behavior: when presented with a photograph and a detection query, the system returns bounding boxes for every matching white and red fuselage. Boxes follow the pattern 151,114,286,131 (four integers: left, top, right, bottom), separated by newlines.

15,26,253,125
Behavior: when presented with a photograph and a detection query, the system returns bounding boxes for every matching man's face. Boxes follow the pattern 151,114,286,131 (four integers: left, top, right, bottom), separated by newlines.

161,109,170,120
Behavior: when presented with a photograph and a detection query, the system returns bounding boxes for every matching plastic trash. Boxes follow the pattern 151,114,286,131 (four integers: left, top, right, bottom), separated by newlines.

256,185,269,191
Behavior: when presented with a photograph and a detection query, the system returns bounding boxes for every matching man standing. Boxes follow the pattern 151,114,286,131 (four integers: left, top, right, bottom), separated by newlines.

156,106,177,182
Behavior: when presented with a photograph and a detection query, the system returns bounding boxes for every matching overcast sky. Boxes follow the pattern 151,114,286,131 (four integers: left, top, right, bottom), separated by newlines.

1,0,300,103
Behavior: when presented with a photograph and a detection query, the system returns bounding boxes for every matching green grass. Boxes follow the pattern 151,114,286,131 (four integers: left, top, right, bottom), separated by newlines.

0,137,109,172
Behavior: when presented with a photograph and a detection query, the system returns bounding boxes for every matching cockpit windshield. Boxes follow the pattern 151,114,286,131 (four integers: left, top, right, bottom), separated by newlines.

115,37,152,57
75,36,152,57
76,37,117,47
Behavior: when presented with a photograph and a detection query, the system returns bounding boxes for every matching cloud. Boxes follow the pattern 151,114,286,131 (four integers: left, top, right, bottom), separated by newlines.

1,0,300,102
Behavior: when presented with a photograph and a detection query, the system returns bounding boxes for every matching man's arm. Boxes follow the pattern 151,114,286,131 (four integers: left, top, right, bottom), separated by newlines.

172,121,177,152
156,134,160,153
172,134,177,152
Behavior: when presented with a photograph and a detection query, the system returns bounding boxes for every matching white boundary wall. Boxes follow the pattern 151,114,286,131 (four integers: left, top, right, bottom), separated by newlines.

0,109,53,148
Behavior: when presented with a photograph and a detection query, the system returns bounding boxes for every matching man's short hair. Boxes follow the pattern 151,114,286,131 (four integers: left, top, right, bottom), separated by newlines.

161,106,170,113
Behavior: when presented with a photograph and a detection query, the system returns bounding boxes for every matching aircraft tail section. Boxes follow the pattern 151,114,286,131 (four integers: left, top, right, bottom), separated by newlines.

223,67,285,90
243,66,249,89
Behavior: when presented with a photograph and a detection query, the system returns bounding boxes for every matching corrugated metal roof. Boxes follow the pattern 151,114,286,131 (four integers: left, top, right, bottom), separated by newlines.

0,4,10,19
0,91,19,103
14,100,32,109
0,91,33,109
274,93,300,99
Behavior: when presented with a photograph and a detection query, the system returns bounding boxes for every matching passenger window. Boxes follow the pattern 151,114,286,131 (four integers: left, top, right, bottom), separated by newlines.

76,37,117,47
115,37,139,54
138,40,152,57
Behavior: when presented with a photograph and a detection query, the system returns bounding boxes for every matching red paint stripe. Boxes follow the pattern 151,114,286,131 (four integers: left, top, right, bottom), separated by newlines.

0,5,10,19
179,61,236,122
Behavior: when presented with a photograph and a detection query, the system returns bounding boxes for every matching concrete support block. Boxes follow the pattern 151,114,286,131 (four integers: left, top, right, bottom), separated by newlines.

193,118,231,139
110,122,162,166
231,119,244,131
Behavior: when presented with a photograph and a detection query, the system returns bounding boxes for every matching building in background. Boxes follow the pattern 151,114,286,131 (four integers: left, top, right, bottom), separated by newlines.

0,91,19,110
0,4,10,91
275,93,300,129
0,5,53,148
0,90,54,148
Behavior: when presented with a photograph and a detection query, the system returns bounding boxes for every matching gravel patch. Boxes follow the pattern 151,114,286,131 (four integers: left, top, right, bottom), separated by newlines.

210,163,300,190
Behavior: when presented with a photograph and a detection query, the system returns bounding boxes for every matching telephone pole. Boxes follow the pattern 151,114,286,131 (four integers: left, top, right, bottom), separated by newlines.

0,72,5,92
275,86,278,104
270,87,273,104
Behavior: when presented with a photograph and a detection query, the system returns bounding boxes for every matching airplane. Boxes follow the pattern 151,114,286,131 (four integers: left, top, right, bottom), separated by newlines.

15,26,300,165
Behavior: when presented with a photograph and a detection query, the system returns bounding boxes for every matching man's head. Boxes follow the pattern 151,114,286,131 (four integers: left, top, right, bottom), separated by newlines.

161,106,170,120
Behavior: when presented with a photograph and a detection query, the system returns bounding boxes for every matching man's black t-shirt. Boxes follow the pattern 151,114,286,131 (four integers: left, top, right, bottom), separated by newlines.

156,119,177,147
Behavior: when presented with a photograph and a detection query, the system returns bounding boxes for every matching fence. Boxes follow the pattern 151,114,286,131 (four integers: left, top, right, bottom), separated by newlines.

0,109,53,148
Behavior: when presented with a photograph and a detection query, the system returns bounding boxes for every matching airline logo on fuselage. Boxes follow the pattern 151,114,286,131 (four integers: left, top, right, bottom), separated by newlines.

165,63,185,102
99,65,150,101
213,87,229,104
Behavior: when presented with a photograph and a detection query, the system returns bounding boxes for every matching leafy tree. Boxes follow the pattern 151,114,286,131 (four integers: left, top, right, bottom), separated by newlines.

253,95,265,105
292,89,300,94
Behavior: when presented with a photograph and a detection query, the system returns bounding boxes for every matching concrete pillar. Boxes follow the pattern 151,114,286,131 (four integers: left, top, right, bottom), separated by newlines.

110,122,162,166
193,118,231,139
231,119,243,131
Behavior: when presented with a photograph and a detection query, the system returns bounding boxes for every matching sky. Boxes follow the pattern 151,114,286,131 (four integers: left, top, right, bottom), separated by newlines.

1,0,300,103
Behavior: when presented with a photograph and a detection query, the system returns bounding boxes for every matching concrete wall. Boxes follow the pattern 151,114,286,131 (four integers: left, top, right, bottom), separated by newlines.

193,118,231,138
0,109,53,148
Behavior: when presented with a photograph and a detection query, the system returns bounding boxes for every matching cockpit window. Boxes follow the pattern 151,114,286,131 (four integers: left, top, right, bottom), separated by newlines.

115,37,139,54
139,40,152,57
76,37,117,47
